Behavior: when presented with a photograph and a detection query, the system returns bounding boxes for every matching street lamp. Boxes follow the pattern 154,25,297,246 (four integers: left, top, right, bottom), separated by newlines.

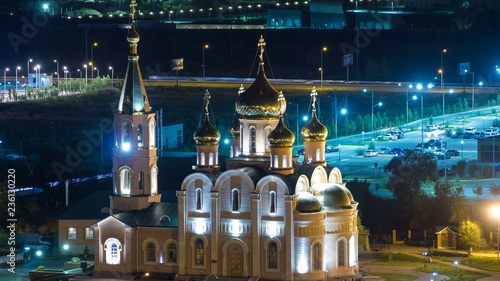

320,46,327,87
402,83,415,126
27,58,32,79
464,69,483,110
202,44,209,81
63,66,68,83
461,140,464,158
91,42,98,79
15,66,20,90
3,68,9,93
491,207,500,260
416,83,434,146
338,144,342,161
109,66,114,86
94,67,99,78
83,64,88,85
364,89,382,136
440,49,446,89
53,59,59,85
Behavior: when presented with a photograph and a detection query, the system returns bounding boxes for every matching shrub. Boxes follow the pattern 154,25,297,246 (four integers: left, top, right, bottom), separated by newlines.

482,165,493,178
355,148,366,156
468,163,479,178
456,160,466,177
368,141,375,150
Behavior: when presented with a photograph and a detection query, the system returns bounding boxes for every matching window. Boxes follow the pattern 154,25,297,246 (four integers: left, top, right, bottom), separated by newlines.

120,169,131,195
195,239,204,266
122,123,131,150
200,152,205,166
85,227,94,239
196,188,202,211
151,166,158,195
149,119,155,147
138,124,143,147
68,227,77,239
338,240,346,267
168,243,177,263
209,152,214,166
313,243,321,270
269,242,278,269
105,238,122,265
146,242,156,262
273,155,279,168
270,191,276,214
139,171,144,190
316,148,321,161
232,189,240,212
282,155,287,168
250,128,256,153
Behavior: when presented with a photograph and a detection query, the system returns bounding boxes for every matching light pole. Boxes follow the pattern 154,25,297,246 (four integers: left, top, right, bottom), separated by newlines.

27,58,32,80
91,42,98,79
338,144,341,161
320,46,327,87
83,64,88,85
416,83,434,146
491,207,500,261
289,102,300,145
15,66,20,90
465,69,483,110
440,48,446,89
109,66,114,86
63,66,68,83
77,69,82,78
94,67,99,78
364,89,382,136
403,83,415,126
53,59,59,86
461,140,464,158
202,44,209,81
3,68,9,93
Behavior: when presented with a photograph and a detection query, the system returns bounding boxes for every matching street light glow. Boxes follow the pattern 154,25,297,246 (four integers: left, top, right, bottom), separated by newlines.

416,84,423,90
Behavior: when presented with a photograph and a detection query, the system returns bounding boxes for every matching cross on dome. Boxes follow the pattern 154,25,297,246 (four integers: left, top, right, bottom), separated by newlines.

203,89,211,116
258,35,266,63
310,87,318,112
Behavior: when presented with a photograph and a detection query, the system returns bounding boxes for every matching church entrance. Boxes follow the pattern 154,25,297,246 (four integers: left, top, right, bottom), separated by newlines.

227,243,244,277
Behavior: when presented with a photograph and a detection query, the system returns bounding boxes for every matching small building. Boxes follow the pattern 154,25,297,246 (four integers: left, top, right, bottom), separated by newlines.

267,9,308,28
435,226,457,249
477,135,500,163
161,123,183,150
28,73,53,88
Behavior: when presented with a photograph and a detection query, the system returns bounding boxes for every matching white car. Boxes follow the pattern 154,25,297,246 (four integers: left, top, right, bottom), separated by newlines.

377,133,396,141
485,128,499,136
364,150,378,157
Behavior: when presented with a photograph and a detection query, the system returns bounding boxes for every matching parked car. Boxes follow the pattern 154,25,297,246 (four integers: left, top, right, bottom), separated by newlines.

378,147,391,154
438,167,457,177
390,148,403,155
474,131,486,139
451,132,464,139
485,128,499,136
325,144,339,153
464,127,477,134
364,150,378,157
377,133,396,141
447,149,460,156
434,149,450,160
24,243,50,251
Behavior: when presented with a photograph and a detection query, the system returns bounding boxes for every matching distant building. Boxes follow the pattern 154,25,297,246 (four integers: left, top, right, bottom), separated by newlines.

161,123,183,150
435,226,457,249
477,135,500,163
28,73,53,88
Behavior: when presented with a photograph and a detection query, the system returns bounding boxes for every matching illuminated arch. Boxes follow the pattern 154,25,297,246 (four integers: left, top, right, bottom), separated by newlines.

104,238,122,265
163,239,179,264
328,167,343,184
311,165,327,186
141,238,159,264
148,118,156,147
119,166,132,195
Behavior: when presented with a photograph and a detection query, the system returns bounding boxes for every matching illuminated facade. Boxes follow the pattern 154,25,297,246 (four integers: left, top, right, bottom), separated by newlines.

92,2,359,280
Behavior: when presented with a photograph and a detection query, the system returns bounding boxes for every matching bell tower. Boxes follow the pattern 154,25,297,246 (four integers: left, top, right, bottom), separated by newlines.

110,0,161,214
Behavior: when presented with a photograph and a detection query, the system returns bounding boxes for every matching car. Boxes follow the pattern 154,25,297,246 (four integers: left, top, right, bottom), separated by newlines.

388,130,404,139
438,167,457,177
423,124,439,132
451,132,464,139
23,243,49,251
364,150,378,157
325,144,339,153
447,149,460,156
464,127,477,134
377,133,396,141
390,148,403,155
434,149,450,160
378,147,391,154
474,132,486,139
485,128,499,136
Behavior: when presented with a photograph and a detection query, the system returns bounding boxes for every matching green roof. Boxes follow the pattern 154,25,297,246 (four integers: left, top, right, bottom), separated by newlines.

112,202,178,228
57,190,111,221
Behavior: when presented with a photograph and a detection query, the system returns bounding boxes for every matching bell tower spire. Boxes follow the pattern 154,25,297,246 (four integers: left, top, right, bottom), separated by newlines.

301,87,328,166
110,0,161,214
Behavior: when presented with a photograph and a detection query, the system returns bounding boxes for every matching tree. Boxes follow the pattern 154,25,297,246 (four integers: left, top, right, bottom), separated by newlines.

489,184,500,198
458,220,483,255
472,185,483,198
468,163,479,178
456,160,466,177
482,165,493,178
385,150,438,202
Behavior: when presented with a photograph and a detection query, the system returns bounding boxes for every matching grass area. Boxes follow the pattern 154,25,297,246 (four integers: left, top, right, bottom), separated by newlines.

361,253,489,281
439,255,500,272
366,273,417,281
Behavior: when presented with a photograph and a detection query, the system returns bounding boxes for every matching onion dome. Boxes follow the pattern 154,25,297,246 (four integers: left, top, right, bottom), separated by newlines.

294,192,322,213
235,36,286,119
229,118,240,139
312,183,353,210
194,118,220,145
268,117,295,147
338,184,357,205
127,25,140,43
301,111,328,141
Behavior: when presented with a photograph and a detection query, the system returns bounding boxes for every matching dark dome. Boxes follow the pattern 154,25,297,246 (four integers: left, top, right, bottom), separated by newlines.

194,117,220,145
229,118,240,139
302,111,328,141
268,117,294,147
295,192,322,213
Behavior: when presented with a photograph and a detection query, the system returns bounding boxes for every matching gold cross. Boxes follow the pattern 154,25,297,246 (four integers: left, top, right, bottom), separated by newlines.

310,87,317,112
258,35,266,62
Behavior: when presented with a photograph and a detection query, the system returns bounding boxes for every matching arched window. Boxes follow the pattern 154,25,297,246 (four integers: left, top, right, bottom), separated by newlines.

139,171,144,190
196,188,202,211
104,238,122,265
209,152,214,165
270,191,276,214
138,124,143,148
269,241,278,269
337,240,346,267
216,152,219,164
250,127,256,153
265,126,273,152
151,166,158,195
122,122,131,151
195,239,204,266
168,243,177,263
146,242,156,262
149,119,156,147
273,155,279,168
235,146,241,157
232,189,240,212
316,148,321,161
282,155,287,168
200,152,205,166
313,243,321,270
120,169,131,195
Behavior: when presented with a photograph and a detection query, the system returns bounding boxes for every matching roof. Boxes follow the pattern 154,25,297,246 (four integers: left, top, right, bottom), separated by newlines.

435,226,458,234
112,202,178,228
57,190,111,221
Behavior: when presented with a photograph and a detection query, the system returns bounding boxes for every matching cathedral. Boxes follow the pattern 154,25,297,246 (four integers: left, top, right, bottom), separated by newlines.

91,1,360,280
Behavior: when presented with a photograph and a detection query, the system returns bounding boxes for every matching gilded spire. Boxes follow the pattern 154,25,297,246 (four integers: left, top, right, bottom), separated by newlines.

117,0,151,114
194,90,220,145
302,87,328,141
258,35,266,63
310,86,318,113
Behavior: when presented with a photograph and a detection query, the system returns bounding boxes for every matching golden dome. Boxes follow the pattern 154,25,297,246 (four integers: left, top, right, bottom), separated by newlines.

127,27,140,44
294,192,322,213
236,64,285,119
301,111,328,141
268,117,295,147
229,118,240,139
312,183,353,210
194,117,221,145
